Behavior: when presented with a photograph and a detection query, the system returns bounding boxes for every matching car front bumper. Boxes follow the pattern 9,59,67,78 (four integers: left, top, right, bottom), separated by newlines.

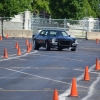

72,43,78,46
50,42,78,48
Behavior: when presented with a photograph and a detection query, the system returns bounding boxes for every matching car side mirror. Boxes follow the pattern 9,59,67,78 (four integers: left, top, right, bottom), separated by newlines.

68,35,70,37
33,35,35,37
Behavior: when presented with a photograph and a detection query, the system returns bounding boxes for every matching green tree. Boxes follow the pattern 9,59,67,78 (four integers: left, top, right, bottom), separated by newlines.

0,0,99,19
0,2,3,16
88,0,100,18
49,0,96,19
32,0,50,13
0,0,32,17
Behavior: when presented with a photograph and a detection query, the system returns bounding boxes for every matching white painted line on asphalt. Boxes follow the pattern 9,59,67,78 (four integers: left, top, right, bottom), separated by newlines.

74,68,100,75
0,49,26,58
0,48,98,100
11,58,27,61
0,67,30,69
32,54,84,61
81,76,100,100
0,89,89,92
89,71,100,74
0,67,69,69
0,56,4,58
0,50,38,61
0,89,66,92
73,68,84,71
5,68,89,89
5,68,73,85
0,90,52,92
0,55,53,80
59,64,95,100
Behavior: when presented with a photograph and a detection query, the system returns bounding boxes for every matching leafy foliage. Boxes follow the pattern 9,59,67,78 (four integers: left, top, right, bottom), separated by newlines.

0,0,99,19
0,0,32,17
31,0,50,13
49,0,96,19
88,0,100,18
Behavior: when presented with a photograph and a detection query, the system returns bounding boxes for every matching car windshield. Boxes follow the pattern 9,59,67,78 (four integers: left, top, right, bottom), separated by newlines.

49,31,57,36
61,31,69,36
49,30,69,37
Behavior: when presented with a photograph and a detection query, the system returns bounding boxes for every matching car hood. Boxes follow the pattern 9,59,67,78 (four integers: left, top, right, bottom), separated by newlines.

56,36,75,41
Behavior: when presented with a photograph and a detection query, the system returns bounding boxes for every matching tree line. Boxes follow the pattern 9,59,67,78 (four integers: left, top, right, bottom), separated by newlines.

0,0,100,20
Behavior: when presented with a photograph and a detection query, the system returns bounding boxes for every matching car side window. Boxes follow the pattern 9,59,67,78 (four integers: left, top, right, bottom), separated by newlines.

40,31,48,36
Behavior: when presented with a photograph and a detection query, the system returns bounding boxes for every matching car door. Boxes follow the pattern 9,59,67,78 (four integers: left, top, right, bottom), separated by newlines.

37,30,48,46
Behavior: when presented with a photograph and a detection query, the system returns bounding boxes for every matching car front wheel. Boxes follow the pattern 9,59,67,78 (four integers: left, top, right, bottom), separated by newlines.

33,40,40,50
71,48,76,51
45,41,50,51
58,48,63,51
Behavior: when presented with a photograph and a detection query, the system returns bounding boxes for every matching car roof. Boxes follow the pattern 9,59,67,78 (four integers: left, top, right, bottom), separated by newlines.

41,29,66,31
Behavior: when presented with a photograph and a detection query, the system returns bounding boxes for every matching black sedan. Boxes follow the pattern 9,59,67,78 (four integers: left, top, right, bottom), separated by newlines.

32,29,78,51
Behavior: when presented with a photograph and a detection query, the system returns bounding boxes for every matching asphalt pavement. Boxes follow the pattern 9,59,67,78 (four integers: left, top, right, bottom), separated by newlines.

0,38,100,100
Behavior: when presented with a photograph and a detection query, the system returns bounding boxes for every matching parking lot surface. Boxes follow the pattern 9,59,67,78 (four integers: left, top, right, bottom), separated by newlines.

0,38,100,100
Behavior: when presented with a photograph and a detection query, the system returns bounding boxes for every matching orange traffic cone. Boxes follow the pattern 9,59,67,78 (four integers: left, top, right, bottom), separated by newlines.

6,34,9,38
29,43,31,51
70,78,78,97
95,58,100,70
31,43,32,50
53,89,59,100
4,48,8,58
99,60,100,66
26,45,30,53
0,36,2,40
29,42,32,51
15,41,19,49
84,66,90,81
17,46,21,56
26,39,29,46
30,42,32,51
96,38,99,44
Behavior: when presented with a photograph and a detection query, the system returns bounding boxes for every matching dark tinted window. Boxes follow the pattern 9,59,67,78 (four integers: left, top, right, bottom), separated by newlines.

40,30,48,36
49,30,68,37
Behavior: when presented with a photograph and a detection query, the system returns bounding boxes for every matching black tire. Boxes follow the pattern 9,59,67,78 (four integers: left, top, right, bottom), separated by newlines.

71,48,76,51
58,48,62,51
33,40,40,50
45,41,50,51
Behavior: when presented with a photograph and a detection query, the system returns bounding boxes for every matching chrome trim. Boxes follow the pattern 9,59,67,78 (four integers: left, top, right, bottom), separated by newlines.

72,43,78,46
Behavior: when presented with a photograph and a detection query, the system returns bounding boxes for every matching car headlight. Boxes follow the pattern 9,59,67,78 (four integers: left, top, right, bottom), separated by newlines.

52,38,58,43
52,38,58,45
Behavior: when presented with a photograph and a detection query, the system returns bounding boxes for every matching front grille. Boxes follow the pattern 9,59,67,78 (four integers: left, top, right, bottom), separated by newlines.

59,40,71,46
